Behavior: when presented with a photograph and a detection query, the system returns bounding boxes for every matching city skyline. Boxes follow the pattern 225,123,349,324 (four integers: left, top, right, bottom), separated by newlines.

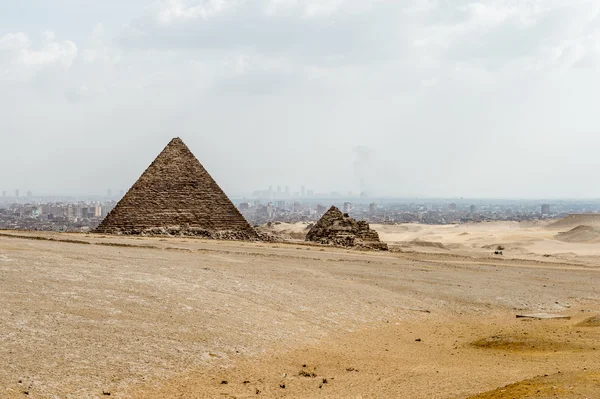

6,184,600,202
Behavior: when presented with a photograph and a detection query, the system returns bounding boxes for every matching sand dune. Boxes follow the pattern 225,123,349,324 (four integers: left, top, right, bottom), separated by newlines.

369,220,600,260
548,213,600,229
556,225,600,243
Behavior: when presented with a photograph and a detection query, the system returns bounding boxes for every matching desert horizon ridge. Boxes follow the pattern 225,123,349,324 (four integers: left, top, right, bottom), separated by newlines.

1,217,599,399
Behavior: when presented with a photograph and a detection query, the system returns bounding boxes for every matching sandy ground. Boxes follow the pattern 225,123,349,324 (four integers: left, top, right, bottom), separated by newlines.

0,222,599,398
373,219,600,260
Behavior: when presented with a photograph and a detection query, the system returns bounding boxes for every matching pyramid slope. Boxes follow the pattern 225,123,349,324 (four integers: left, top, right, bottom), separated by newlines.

95,138,257,239
306,206,345,238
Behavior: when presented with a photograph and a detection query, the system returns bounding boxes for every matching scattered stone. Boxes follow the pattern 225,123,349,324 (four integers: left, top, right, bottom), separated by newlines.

306,206,388,250
221,380,228,385
415,338,422,342
279,383,286,389
299,369,317,378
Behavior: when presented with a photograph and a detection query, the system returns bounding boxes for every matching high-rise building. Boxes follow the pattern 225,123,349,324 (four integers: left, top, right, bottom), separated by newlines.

470,205,476,214
285,186,290,197
15,189,19,198
541,204,550,215
107,189,112,198
1,190,5,197
301,185,306,197
369,203,377,213
27,191,32,198
343,202,352,213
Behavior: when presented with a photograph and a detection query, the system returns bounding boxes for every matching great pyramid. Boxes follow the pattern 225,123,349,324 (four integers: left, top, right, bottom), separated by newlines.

95,138,258,240
306,206,387,250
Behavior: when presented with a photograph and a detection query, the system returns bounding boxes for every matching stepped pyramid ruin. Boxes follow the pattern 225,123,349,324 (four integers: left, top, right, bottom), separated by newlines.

95,138,258,240
306,206,387,250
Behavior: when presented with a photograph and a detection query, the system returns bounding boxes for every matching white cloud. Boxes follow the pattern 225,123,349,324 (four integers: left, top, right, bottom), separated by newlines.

2,0,600,197
265,0,348,17
0,31,77,82
157,0,239,24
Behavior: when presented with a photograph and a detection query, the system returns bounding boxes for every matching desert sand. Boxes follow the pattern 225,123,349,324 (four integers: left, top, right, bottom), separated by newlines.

1,219,599,398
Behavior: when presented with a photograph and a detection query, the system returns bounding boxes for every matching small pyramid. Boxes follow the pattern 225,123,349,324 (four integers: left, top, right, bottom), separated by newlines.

306,206,387,250
95,138,258,240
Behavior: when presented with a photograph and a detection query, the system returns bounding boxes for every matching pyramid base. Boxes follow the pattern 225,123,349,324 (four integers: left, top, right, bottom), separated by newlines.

95,226,259,241
313,236,389,251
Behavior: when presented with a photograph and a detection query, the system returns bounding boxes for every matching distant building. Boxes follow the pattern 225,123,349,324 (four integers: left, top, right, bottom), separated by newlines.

369,203,377,213
293,202,302,212
107,189,112,198
2,190,5,197
449,203,457,211
15,189,19,198
301,185,306,198
343,202,352,213
307,190,314,197
239,202,250,211
276,200,286,210
541,204,550,215
27,191,32,198
285,186,290,197
316,205,327,214
470,205,476,214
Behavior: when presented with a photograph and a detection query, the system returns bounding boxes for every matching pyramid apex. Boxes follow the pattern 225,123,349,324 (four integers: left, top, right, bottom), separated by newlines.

325,206,343,215
168,137,185,145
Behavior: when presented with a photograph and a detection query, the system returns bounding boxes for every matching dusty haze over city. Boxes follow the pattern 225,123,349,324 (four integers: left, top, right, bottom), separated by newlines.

2,0,600,198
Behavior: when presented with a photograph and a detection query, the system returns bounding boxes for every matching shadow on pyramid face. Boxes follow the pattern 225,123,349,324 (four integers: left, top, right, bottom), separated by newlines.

95,138,258,240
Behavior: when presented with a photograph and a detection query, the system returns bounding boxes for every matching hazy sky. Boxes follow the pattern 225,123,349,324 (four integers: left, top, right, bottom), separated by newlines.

1,0,599,198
